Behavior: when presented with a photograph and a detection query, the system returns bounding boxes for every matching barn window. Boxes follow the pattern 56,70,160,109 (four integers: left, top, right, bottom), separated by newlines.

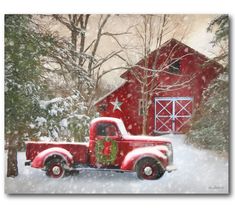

139,99,146,116
168,60,180,74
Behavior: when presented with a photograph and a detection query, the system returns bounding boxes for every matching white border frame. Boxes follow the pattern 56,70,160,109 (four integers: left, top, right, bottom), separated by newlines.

0,0,233,208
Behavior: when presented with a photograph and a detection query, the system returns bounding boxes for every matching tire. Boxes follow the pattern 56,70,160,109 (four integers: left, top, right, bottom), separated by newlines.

136,157,165,180
45,158,66,178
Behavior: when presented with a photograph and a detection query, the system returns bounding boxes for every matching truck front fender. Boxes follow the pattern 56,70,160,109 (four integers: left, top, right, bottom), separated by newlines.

31,147,73,169
121,146,168,171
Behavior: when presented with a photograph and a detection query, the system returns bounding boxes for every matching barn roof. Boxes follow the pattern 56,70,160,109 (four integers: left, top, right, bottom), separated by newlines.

94,80,128,105
120,38,175,79
120,38,223,79
94,38,223,106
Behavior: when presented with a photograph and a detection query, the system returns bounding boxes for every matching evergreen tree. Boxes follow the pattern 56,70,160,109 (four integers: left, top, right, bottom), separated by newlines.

5,15,95,177
33,91,95,142
186,15,229,154
5,15,53,177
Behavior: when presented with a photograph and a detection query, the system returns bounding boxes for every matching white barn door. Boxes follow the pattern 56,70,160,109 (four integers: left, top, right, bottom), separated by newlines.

154,97,193,134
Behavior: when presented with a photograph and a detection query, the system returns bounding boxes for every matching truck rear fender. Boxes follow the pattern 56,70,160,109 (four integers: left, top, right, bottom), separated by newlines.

31,147,73,169
121,146,168,171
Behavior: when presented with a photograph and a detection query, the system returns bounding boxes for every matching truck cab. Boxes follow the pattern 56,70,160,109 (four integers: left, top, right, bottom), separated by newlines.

25,117,175,180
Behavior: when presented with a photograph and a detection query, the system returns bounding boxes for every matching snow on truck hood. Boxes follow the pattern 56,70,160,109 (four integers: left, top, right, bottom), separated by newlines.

123,135,172,143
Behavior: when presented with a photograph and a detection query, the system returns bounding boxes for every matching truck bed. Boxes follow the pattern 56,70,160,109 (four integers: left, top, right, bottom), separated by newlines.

26,141,89,164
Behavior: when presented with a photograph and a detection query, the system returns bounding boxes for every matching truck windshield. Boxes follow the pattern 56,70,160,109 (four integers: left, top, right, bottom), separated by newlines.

96,123,118,136
96,120,128,137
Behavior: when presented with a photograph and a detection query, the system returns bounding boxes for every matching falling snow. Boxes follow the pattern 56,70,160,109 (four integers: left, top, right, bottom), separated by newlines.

127,124,132,130
184,47,189,53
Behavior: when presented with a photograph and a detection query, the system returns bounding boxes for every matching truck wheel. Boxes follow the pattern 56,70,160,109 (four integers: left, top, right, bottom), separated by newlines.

136,157,165,180
45,158,66,178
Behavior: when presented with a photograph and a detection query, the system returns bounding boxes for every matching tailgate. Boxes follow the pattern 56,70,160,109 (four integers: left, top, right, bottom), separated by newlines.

25,142,41,161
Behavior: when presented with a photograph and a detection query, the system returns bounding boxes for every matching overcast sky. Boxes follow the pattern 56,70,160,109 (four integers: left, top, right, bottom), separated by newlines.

39,14,220,87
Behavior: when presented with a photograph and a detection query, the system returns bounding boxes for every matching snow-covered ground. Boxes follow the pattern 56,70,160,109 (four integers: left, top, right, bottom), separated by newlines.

5,135,229,194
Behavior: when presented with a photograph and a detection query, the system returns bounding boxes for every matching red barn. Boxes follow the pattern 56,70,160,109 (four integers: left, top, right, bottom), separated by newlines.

95,39,223,135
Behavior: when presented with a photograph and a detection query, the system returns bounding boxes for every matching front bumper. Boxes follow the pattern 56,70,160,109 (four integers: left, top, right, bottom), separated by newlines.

166,164,177,172
165,143,176,172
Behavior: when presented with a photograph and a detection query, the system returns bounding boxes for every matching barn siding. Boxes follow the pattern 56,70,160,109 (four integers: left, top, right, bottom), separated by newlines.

95,39,223,135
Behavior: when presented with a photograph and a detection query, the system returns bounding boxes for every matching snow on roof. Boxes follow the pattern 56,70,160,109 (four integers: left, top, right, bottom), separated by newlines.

94,80,127,105
91,117,124,126
91,116,121,123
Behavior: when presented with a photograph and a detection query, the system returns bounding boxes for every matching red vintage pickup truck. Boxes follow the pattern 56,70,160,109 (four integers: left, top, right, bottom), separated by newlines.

25,117,175,180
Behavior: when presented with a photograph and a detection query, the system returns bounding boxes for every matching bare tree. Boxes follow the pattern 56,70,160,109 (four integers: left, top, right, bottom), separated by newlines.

123,15,194,134
51,14,132,114
52,15,89,62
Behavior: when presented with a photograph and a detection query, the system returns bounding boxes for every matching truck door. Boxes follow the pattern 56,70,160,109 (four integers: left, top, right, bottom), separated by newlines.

93,122,122,167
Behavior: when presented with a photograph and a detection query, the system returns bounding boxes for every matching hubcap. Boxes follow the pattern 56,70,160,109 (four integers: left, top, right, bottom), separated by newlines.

144,166,153,176
52,166,61,175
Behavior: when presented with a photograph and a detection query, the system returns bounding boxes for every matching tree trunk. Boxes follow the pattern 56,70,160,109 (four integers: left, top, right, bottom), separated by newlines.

7,134,18,177
141,83,149,135
78,14,90,67
71,30,77,61
141,54,149,135
142,114,148,135
79,32,85,66
142,100,149,135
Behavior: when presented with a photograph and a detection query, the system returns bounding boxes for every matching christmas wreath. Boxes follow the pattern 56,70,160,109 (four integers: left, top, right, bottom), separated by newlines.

95,137,118,165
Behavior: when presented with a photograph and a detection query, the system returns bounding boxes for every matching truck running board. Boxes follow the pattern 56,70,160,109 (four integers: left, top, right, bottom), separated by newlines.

68,166,131,173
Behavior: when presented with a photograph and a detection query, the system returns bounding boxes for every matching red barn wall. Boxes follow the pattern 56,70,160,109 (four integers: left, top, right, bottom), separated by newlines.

96,39,223,135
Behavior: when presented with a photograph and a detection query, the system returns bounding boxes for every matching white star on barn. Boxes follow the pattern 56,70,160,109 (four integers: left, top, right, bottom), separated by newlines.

111,98,123,112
